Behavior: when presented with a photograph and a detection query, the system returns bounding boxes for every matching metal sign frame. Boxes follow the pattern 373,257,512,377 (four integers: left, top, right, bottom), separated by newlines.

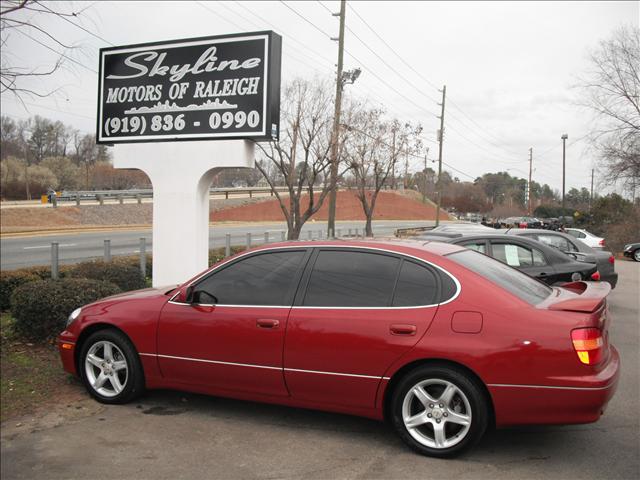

97,31,281,144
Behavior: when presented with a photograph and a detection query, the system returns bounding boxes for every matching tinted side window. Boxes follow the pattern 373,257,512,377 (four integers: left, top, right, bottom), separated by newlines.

392,261,438,306
537,234,576,252
460,241,486,253
491,242,538,267
196,251,306,306
303,251,399,307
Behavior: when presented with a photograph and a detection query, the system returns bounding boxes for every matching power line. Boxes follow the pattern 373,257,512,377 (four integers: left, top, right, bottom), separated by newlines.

346,1,527,159
14,28,97,74
39,2,114,46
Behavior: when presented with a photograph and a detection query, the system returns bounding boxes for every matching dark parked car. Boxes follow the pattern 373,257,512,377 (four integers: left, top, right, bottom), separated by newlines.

417,233,598,285
623,242,640,262
502,229,618,288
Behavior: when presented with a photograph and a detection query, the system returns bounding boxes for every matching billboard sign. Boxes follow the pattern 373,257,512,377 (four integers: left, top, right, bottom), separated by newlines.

97,31,281,144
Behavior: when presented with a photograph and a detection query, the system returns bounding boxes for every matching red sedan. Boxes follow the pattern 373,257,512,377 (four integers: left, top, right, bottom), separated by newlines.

58,240,619,457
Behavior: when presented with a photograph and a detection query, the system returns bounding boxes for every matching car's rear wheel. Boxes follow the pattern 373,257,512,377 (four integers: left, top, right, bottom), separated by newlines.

390,365,488,457
79,329,145,404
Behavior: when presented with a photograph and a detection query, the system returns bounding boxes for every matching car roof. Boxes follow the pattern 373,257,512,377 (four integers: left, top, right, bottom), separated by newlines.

246,237,468,258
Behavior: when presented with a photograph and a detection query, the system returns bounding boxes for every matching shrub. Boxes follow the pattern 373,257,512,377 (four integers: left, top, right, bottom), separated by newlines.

69,260,146,291
209,246,244,266
113,254,152,279
11,278,121,342
0,271,40,311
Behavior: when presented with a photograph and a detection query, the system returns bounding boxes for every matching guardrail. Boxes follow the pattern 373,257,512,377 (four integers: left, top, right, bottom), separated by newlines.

48,187,290,205
46,227,367,279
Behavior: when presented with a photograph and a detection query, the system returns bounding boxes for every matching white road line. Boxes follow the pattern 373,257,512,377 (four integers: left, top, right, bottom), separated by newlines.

24,243,76,250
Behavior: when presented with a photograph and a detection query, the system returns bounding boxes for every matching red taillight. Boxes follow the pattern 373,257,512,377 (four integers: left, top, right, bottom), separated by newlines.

571,328,604,365
591,271,601,281
608,255,615,265
599,239,605,246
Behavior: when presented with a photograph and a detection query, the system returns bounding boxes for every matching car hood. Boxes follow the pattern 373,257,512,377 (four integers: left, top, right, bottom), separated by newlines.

84,285,178,309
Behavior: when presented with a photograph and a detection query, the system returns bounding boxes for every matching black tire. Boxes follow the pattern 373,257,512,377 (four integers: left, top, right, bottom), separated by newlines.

79,329,145,404
633,249,640,262
390,364,489,458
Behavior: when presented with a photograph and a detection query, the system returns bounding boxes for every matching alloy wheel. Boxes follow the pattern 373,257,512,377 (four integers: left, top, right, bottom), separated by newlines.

401,378,472,449
84,340,129,398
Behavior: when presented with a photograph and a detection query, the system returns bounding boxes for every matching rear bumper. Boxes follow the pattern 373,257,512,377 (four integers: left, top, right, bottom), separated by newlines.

602,271,618,289
490,346,620,427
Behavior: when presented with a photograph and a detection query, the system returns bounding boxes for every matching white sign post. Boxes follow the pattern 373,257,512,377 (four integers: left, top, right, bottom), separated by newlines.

113,140,254,287
99,31,281,287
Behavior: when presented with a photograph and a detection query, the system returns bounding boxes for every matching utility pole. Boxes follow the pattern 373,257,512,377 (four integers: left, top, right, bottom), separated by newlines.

528,147,533,215
561,133,568,213
403,150,409,190
435,85,446,227
326,0,346,239
590,168,594,212
422,148,429,203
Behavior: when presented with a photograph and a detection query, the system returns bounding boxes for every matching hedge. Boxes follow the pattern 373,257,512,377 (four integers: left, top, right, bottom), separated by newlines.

69,260,147,291
1,246,246,313
11,278,121,342
0,271,41,311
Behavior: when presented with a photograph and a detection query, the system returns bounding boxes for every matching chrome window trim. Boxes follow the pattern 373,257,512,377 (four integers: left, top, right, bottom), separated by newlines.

168,244,461,309
140,352,390,380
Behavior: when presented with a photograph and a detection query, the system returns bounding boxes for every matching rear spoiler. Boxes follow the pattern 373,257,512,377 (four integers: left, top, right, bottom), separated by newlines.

548,281,611,313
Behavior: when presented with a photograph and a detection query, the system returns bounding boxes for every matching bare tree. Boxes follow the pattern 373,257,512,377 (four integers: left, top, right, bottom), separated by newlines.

578,26,640,196
255,78,348,239
0,0,92,104
346,108,422,236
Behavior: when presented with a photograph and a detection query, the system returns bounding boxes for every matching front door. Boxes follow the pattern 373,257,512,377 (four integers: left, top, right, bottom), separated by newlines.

157,249,309,397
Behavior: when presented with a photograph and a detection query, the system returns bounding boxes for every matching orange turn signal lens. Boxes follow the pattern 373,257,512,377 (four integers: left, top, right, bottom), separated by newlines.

61,343,74,350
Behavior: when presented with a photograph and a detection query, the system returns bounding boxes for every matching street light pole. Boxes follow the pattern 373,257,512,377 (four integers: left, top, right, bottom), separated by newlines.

561,133,568,213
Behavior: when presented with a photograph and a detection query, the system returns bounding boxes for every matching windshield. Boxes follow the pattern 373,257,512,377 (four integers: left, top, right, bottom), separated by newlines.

447,250,552,305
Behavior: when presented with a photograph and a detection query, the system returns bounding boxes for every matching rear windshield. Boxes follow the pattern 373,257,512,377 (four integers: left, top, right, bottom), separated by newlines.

448,250,552,305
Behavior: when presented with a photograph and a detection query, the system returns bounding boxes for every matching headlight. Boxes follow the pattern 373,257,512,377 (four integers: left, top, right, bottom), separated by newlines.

66,307,82,327
624,244,632,251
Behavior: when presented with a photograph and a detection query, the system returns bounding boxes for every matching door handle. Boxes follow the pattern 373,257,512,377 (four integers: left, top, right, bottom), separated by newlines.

257,319,280,329
390,324,416,336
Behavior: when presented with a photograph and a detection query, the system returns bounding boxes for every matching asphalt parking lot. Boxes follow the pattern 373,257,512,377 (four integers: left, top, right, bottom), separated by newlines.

1,261,638,480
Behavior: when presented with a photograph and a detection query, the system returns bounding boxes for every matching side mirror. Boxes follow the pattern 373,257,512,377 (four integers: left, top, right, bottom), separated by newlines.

185,286,194,303
187,288,218,305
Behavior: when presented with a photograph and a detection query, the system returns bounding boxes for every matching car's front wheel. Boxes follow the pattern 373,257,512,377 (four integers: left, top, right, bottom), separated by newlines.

634,249,640,262
390,365,489,457
79,329,145,404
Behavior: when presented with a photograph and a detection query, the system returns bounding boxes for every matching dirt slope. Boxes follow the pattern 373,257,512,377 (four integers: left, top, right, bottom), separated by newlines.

212,190,451,222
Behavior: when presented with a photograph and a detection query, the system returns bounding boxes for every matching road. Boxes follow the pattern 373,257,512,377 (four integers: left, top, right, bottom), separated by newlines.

0,220,434,270
1,261,638,480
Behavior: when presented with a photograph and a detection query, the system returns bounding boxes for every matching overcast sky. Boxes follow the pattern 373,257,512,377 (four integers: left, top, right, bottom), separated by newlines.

2,0,638,193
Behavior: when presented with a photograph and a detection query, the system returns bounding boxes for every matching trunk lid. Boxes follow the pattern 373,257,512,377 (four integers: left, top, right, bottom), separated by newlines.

542,281,611,313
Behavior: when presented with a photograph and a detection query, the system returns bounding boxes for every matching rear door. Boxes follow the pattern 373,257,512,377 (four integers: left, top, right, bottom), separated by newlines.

283,248,448,409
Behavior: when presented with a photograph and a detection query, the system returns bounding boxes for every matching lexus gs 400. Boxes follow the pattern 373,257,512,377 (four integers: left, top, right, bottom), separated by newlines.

58,240,619,457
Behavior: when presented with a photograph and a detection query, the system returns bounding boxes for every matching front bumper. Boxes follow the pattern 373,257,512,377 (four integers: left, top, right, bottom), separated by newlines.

490,346,620,427
57,330,78,376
